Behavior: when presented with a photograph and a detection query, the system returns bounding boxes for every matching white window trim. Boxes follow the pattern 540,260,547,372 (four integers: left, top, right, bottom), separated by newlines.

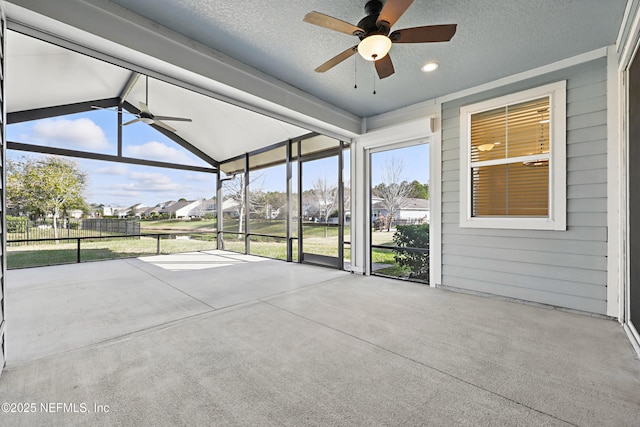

459,81,567,230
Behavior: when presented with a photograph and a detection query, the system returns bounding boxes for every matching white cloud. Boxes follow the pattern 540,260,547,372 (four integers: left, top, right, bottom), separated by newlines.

92,170,183,197
90,169,215,206
32,118,110,150
120,171,183,193
184,173,215,182
124,141,192,164
96,164,129,175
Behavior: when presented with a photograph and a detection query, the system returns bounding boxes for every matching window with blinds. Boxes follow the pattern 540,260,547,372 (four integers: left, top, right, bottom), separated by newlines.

459,81,567,230
470,97,550,217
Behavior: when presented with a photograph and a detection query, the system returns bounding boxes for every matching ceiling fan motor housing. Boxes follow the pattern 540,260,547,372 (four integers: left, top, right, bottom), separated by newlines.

364,0,383,16
358,0,390,39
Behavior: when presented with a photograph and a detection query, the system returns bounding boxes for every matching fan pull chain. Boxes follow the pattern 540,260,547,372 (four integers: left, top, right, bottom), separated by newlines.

354,57,358,89
373,73,376,95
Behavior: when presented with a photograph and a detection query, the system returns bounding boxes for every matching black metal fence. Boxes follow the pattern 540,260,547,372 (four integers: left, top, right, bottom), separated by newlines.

6,218,140,243
6,231,217,269
81,219,140,235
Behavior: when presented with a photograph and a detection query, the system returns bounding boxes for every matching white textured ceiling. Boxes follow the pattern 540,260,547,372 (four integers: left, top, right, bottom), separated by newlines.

4,0,628,165
107,0,627,117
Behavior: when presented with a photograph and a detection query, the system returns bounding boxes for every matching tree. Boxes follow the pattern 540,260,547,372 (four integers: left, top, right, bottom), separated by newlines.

372,157,411,231
222,172,265,237
264,191,286,219
311,177,338,223
408,180,429,200
7,156,88,238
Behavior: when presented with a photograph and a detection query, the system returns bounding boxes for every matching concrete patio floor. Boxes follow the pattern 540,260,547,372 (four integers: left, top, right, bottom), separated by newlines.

0,250,639,426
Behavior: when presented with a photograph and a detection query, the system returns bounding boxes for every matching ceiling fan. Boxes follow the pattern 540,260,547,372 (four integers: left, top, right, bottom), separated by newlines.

122,75,192,133
303,0,457,79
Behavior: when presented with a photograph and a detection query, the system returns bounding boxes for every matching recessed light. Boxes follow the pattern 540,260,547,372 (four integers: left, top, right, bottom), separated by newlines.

421,62,439,72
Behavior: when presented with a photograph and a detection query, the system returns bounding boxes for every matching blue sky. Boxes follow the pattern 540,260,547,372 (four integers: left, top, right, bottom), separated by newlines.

7,109,216,208
370,144,429,186
7,110,429,208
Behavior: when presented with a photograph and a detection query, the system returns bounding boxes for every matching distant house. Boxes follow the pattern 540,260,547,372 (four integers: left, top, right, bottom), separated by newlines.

141,201,176,218
141,206,161,217
222,198,240,217
301,193,338,221
158,200,177,210
372,197,430,225
67,209,84,219
160,200,201,219
192,198,216,218
127,203,148,219
102,206,129,218
397,198,430,223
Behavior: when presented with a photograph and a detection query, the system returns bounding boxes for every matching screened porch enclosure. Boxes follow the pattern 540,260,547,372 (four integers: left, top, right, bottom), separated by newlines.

218,135,350,270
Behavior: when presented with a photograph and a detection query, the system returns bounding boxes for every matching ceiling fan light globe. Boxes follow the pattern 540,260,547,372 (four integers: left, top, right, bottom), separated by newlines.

358,34,392,61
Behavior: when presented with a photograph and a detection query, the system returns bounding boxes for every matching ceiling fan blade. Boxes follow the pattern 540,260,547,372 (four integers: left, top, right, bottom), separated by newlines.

152,115,192,122
375,54,395,79
153,120,177,133
376,0,414,29
91,106,137,115
390,24,457,43
315,46,358,73
122,118,141,126
138,102,152,114
304,11,364,36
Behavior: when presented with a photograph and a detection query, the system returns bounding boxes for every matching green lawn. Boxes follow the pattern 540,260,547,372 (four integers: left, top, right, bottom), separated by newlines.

140,218,217,231
7,236,217,269
8,219,426,283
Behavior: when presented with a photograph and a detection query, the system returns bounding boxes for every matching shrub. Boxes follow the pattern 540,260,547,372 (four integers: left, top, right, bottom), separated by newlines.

7,216,28,233
392,223,429,280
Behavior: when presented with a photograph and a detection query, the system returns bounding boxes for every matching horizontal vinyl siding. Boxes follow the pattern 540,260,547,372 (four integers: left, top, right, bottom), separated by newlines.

440,58,608,314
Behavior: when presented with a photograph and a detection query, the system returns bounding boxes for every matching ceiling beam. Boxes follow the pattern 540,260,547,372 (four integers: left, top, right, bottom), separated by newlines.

7,141,217,174
8,97,120,124
119,71,141,103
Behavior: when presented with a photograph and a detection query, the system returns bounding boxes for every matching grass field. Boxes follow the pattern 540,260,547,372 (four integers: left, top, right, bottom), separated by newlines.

7,218,426,281
7,236,217,269
140,219,217,231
